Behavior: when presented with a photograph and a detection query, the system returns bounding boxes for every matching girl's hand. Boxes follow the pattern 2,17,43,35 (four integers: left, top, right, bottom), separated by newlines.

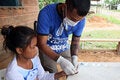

54,71,66,79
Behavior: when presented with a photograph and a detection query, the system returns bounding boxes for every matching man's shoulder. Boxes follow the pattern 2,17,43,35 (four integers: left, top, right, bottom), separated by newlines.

80,17,86,22
42,3,57,10
78,17,86,24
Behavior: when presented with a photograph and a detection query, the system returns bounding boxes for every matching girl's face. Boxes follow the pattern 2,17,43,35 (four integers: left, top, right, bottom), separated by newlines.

22,37,37,59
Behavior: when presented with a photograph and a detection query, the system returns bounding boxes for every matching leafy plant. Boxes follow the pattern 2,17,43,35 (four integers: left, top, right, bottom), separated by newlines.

38,0,65,9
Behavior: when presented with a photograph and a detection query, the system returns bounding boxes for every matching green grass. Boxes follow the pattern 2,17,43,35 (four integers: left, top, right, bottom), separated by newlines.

80,42,117,49
80,30,120,49
69,30,120,49
81,30,120,39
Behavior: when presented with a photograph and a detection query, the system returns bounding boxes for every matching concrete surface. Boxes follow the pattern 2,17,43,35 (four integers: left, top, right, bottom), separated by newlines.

67,62,120,80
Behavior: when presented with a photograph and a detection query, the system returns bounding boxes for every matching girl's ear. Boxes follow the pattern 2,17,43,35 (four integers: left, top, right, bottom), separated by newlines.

16,48,23,54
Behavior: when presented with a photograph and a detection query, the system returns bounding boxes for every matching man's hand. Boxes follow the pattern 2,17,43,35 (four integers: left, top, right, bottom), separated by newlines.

72,55,79,69
57,56,78,75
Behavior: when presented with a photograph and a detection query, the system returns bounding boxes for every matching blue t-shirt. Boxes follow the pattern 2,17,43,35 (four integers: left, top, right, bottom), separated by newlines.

37,3,86,53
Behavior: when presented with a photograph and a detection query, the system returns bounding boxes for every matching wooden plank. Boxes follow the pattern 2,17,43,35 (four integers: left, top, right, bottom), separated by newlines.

78,49,117,52
80,39,120,42
69,39,120,43
117,42,120,54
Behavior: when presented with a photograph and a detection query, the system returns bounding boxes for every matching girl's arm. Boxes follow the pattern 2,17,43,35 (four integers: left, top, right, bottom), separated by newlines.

54,71,66,79
35,54,66,80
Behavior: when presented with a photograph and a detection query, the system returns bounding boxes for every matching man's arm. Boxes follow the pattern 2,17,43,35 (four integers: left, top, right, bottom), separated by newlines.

70,35,80,56
37,35,59,61
70,35,80,68
37,34,78,75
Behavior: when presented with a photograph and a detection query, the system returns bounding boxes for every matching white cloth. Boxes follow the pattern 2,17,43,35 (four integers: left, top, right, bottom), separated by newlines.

5,53,55,80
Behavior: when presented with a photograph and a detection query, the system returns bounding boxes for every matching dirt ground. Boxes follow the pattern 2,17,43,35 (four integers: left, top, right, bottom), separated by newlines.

78,50,120,62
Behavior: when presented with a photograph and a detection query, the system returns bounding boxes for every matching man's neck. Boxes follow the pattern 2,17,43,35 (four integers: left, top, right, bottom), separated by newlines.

56,3,66,20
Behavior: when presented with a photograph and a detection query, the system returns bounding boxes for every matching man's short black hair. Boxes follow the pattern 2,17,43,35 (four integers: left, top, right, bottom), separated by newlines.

66,0,90,16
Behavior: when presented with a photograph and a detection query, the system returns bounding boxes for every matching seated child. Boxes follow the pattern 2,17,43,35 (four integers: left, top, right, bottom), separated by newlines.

1,25,66,80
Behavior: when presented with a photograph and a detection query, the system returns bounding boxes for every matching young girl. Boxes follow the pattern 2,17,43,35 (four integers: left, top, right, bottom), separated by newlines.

1,25,66,80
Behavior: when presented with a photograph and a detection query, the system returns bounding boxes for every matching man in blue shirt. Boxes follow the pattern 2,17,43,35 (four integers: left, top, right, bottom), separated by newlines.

37,0,90,75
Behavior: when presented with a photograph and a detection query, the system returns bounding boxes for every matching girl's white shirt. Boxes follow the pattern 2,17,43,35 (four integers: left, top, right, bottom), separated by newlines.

5,47,55,80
